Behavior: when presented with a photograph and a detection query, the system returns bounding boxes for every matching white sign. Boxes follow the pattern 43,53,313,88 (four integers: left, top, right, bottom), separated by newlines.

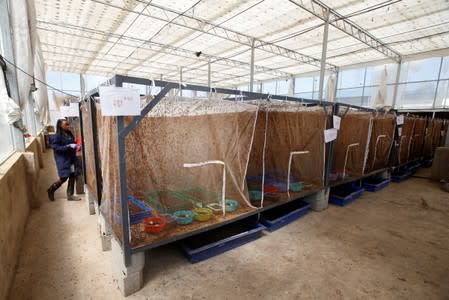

398,127,402,136
99,86,140,116
324,128,338,143
59,103,79,117
397,115,404,125
333,115,341,130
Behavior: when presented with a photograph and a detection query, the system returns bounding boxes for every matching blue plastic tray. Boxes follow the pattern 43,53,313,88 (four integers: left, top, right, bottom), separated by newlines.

421,159,432,168
259,199,310,232
329,186,364,206
405,162,421,173
391,170,411,183
362,178,390,192
179,220,265,263
128,195,152,225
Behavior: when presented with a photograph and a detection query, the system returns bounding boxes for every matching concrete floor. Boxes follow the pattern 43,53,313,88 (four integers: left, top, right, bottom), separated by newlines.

9,150,449,299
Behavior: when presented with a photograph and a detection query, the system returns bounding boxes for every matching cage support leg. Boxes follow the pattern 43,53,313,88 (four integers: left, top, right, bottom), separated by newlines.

304,187,329,211
85,185,95,215
111,237,145,296
98,212,112,251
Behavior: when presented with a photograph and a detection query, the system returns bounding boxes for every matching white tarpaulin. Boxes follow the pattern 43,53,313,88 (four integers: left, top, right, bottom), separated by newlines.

10,0,34,111
373,66,388,108
33,45,50,125
0,69,22,125
326,74,336,102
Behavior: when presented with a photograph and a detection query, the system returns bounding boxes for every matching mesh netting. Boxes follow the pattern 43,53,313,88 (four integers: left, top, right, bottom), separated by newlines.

397,116,415,165
246,102,326,207
331,110,372,181
423,118,444,158
81,102,97,198
440,120,449,147
96,97,259,246
364,113,395,173
410,117,426,160
88,95,328,247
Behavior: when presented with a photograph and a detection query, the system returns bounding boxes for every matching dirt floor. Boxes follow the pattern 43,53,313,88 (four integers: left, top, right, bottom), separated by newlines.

8,151,449,299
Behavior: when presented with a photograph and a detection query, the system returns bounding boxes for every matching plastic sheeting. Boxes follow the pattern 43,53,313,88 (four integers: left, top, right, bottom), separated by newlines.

246,102,326,207
331,110,372,181
364,113,395,173
10,0,33,111
34,0,449,87
0,69,22,125
32,46,50,125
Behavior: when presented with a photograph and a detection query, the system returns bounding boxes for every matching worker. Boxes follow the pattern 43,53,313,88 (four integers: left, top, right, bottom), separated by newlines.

47,118,81,201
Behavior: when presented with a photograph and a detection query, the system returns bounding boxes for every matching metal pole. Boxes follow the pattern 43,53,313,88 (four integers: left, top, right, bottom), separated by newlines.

333,67,340,101
392,59,402,108
179,67,183,97
208,60,211,88
0,0,25,151
432,57,444,109
318,8,330,102
288,75,295,96
361,66,367,106
113,75,132,266
250,38,255,92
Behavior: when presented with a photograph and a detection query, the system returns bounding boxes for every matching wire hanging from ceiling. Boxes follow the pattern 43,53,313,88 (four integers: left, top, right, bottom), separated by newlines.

1,54,77,97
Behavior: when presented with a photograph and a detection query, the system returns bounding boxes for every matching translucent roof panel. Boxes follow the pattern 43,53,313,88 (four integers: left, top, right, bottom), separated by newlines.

34,0,449,87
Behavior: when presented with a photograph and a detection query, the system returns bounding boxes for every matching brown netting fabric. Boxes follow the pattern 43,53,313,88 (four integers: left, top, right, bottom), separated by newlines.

440,120,449,146
409,117,426,160
246,102,326,207
397,116,415,164
81,102,97,197
331,111,372,181
96,97,260,247
364,113,395,173
432,119,444,153
423,119,443,158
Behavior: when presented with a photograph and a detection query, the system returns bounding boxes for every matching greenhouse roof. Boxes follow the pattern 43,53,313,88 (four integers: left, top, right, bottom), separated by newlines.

34,0,449,87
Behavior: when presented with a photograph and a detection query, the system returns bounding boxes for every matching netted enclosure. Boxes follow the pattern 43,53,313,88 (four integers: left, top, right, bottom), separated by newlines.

409,117,426,161
80,102,99,199
364,113,395,173
397,116,415,165
330,110,372,182
440,120,449,146
423,118,443,158
95,96,260,247
246,102,326,207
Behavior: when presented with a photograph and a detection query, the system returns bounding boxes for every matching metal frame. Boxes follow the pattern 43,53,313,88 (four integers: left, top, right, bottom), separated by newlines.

82,74,341,265
288,0,402,63
326,103,398,188
89,0,337,71
81,74,401,265
36,20,291,80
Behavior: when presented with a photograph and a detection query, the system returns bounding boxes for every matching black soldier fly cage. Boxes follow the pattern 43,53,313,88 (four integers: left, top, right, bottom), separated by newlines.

82,76,328,250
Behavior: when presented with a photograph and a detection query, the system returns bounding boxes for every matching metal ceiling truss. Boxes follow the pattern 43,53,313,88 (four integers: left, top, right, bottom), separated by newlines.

40,43,183,73
288,0,402,62
90,0,337,70
36,20,290,78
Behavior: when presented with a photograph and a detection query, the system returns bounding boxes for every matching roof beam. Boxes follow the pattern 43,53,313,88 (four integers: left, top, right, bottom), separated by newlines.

36,20,290,78
288,0,402,62
90,0,336,70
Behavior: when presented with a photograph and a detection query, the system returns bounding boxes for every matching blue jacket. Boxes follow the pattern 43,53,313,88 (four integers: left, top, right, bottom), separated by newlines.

50,132,77,178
